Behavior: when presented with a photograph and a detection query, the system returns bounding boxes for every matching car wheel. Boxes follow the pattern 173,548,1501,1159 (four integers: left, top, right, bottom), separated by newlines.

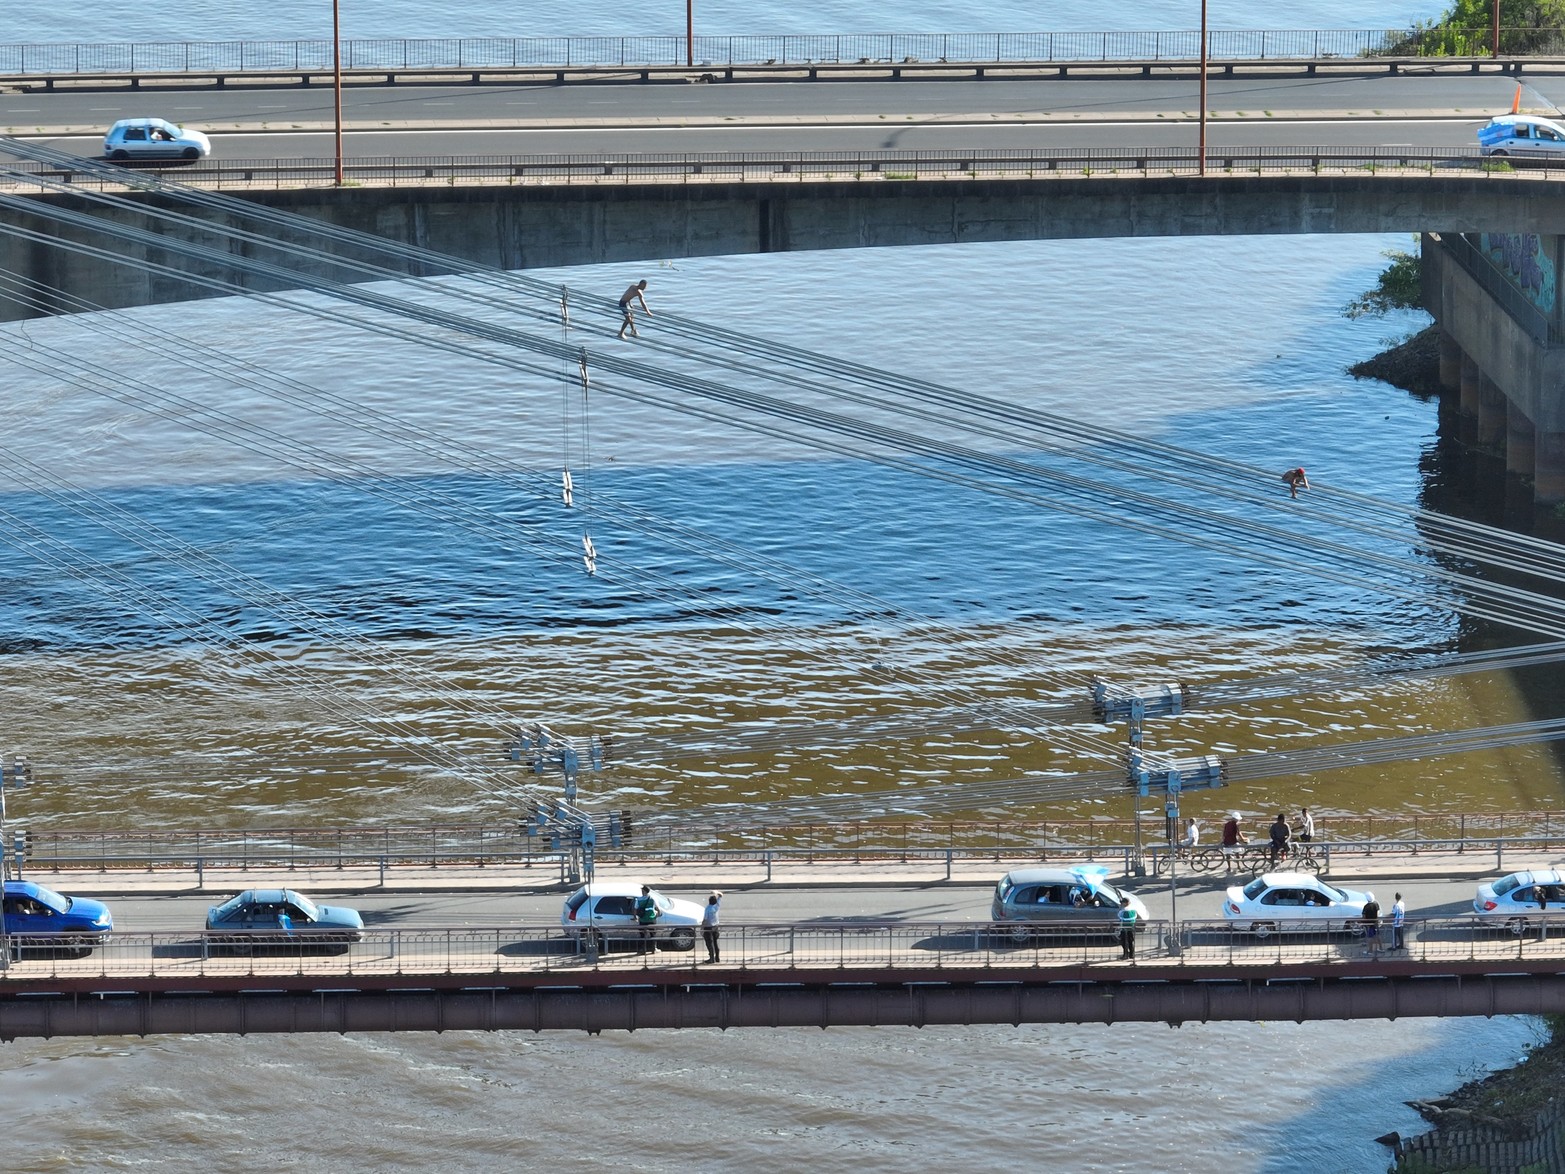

667,927,697,952
1491,149,1510,157
109,149,129,161
1006,923,1033,945
1508,917,1531,937
182,146,200,160
590,929,608,954
1250,921,1278,939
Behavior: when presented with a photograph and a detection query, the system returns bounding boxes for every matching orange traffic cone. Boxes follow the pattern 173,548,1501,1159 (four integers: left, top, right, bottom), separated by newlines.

1512,83,1523,114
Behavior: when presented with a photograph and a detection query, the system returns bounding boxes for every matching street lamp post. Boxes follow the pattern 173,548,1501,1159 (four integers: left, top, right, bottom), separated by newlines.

1198,0,1208,176
332,0,345,185
1493,0,1501,59
686,0,694,69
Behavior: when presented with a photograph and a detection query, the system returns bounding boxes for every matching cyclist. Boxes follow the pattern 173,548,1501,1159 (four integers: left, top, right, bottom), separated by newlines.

1268,813,1291,866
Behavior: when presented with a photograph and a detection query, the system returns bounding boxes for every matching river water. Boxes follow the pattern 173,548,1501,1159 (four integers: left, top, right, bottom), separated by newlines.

2,0,1556,1170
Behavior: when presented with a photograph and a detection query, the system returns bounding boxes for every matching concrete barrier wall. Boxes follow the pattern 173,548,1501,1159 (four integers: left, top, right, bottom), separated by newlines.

12,175,1565,322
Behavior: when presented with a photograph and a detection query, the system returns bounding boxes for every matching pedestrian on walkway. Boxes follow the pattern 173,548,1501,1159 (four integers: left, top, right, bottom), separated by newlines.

1117,897,1139,960
617,279,651,339
1282,467,1309,499
1361,892,1382,956
1391,893,1406,951
634,884,660,954
702,890,722,963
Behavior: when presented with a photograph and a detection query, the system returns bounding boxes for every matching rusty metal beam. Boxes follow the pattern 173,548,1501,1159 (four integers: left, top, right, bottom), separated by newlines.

7,969,1565,1038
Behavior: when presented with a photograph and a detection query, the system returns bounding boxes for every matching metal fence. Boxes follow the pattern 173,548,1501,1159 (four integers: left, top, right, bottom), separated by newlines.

14,812,1565,875
3,145,1546,194
0,29,1559,77
0,916,1556,981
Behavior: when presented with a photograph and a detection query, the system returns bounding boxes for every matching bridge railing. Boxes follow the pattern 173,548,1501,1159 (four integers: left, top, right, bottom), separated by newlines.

1,915,1556,981
0,30,1518,77
6,146,1554,194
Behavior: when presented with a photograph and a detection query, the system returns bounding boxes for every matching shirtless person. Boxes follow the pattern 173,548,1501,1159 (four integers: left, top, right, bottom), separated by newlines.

617,279,651,339
1282,467,1309,499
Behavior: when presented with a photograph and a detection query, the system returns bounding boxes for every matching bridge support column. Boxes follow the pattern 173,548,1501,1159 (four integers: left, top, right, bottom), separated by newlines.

1477,375,1508,453
1508,402,1537,479
1537,430,1565,504
1438,330,1462,393
1458,355,1482,445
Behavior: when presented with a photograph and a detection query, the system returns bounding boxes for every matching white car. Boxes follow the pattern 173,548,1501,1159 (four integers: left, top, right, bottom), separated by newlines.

1476,114,1565,158
103,117,211,162
1473,870,1565,934
1222,872,1370,937
560,882,704,951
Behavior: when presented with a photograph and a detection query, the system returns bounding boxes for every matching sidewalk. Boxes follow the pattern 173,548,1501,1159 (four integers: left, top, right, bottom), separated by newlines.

17,845,1565,898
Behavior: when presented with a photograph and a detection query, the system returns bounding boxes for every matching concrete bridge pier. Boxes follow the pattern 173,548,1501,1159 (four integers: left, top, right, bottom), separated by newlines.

1477,374,1508,453
1508,401,1538,479
1424,231,1565,505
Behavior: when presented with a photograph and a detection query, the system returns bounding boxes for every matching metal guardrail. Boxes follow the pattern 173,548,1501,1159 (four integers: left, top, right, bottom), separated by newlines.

1,146,1548,193
10,836,1562,886
0,916,1558,980
0,30,1518,77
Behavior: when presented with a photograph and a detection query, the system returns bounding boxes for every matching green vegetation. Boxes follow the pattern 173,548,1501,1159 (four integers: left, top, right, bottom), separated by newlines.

1343,242,1422,319
1388,0,1565,55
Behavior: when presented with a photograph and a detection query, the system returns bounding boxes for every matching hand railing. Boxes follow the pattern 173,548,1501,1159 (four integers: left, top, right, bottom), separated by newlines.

2,915,1560,981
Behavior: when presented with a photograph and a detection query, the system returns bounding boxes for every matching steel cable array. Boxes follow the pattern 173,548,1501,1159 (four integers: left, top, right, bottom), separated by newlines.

6,141,1565,819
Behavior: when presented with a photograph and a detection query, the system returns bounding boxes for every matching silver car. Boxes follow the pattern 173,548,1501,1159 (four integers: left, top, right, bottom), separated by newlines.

561,882,703,952
990,865,1148,944
103,117,211,162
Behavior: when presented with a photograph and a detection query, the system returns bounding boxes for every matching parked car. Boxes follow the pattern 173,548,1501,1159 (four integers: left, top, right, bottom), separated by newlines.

2,879,113,956
205,889,363,952
990,864,1148,943
103,117,211,162
1476,114,1565,158
1222,872,1370,937
561,883,703,951
1474,869,1565,934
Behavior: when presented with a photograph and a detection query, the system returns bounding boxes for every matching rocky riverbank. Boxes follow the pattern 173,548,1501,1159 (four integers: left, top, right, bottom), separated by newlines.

1348,324,1442,400
1388,1017,1565,1172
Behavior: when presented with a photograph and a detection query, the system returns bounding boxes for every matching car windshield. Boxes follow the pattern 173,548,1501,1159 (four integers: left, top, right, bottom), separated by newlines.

1092,881,1123,904
654,892,673,911
1494,874,1524,896
996,877,1015,902
286,893,321,919
1242,878,1269,900
1316,882,1349,903
29,885,70,914
212,893,252,917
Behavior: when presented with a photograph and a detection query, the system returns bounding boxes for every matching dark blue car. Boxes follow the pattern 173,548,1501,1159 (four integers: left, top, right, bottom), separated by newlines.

2,879,114,956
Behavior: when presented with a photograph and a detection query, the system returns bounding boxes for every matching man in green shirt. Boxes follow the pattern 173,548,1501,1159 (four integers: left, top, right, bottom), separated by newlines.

634,884,661,954
1117,897,1139,960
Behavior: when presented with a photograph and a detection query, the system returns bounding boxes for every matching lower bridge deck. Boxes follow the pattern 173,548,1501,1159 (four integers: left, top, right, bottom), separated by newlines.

4,918,1565,1036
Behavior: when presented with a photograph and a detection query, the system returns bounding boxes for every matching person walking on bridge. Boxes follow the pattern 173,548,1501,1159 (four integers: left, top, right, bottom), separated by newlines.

1361,892,1382,956
617,279,652,340
702,890,722,963
1117,896,1139,960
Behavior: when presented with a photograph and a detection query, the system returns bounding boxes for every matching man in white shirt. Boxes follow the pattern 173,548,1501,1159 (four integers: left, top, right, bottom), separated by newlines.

1296,807,1315,842
702,890,722,963
1390,893,1406,951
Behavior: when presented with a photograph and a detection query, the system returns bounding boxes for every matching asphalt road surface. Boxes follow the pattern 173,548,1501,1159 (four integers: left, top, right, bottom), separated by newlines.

2,72,1558,158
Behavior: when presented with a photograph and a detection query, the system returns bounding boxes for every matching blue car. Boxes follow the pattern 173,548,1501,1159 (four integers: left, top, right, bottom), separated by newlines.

206,889,363,953
2,879,114,956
